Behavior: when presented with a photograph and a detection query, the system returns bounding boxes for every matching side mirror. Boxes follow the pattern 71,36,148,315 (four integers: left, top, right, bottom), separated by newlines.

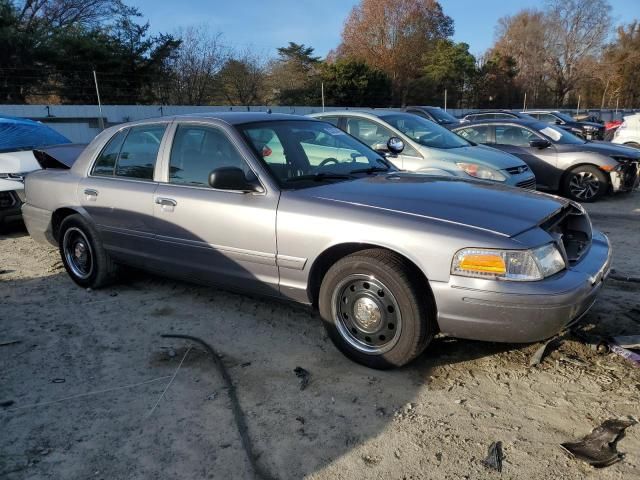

529,138,551,149
387,137,405,154
208,167,263,192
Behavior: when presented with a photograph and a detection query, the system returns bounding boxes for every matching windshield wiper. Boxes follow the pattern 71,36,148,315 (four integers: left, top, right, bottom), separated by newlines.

349,166,390,174
285,172,354,183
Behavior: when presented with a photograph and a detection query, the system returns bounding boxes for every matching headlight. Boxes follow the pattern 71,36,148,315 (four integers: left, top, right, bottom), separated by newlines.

451,243,566,281
456,163,507,182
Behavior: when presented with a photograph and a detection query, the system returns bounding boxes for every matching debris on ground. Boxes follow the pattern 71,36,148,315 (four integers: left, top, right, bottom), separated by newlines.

294,366,310,390
0,340,21,347
482,441,504,472
0,400,15,408
561,418,637,468
612,335,640,349
529,336,563,367
608,343,640,366
608,269,640,284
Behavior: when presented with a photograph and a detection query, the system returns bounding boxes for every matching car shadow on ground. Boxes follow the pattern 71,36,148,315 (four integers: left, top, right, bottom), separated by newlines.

0,257,528,480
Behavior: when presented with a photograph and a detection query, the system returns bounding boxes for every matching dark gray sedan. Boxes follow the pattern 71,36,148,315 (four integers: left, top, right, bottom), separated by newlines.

453,119,640,202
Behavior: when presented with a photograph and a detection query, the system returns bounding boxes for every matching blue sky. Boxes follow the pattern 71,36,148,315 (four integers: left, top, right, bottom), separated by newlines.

130,0,640,58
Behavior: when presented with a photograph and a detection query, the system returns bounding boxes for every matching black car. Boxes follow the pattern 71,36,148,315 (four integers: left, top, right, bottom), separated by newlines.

460,110,535,122
524,111,605,140
452,119,640,202
403,106,461,128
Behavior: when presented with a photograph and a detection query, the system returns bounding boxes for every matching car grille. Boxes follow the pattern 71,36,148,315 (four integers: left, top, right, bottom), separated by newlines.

0,191,18,210
505,165,530,175
540,204,592,264
516,177,536,190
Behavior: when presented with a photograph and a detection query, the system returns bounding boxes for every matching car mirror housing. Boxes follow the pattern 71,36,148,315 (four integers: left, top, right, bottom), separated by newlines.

387,137,405,154
529,139,551,149
208,167,263,192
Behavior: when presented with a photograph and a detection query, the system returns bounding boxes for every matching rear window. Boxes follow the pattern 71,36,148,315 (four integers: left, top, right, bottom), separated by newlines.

0,118,70,153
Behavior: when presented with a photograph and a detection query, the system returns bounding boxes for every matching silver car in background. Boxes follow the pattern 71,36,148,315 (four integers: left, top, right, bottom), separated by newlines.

309,110,536,189
22,113,611,369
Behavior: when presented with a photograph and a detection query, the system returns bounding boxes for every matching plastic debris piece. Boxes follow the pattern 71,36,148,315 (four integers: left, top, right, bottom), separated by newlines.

609,343,640,366
561,418,637,468
482,441,504,472
529,336,562,367
612,335,640,350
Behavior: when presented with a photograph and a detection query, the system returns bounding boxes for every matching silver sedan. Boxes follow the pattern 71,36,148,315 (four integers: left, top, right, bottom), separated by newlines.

22,113,611,369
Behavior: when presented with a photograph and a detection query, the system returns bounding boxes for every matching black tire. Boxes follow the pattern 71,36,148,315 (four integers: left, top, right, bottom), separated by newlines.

562,165,608,203
318,249,436,369
58,214,117,288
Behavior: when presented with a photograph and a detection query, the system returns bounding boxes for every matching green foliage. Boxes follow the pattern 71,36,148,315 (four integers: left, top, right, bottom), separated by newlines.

271,42,321,105
321,60,391,107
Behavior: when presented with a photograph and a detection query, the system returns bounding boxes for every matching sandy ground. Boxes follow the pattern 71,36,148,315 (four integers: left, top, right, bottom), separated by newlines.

1,191,639,480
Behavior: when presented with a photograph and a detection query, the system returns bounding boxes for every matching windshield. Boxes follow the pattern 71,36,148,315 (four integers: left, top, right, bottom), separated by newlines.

237,120,392,188
0,118,71,153
380,114,469,149
538,125,586,145
427,108,459,124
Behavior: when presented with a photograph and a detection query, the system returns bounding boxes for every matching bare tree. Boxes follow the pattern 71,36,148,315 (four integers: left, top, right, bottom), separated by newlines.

168,25,227,105
543,0,612,105
16,0,132,31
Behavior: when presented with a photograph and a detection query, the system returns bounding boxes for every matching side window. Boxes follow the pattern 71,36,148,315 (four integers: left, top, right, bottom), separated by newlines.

538,113,557,123
115,124,166,180
456,126,490,144
345,117,419,156
495,126,537,147
169,125,249,186
92,129,128,176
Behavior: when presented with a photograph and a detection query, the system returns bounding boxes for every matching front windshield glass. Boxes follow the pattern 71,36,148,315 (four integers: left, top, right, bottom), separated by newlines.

539,125,586,145
428,108,459,124
237,120,391,188
380,114,469,149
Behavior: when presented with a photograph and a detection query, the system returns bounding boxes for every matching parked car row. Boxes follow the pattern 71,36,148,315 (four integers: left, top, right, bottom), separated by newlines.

20,112,613,369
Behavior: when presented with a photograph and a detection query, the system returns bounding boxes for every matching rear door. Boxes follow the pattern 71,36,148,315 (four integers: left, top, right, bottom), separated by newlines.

151,121,279,295
491,124,558,190
78,123,169,264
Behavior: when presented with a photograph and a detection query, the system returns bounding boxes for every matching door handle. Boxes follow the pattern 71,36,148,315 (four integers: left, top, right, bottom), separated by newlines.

155,197,177,207
84,189,98,201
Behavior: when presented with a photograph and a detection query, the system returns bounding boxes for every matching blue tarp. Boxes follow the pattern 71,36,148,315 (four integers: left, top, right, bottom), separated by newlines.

0,116,71,153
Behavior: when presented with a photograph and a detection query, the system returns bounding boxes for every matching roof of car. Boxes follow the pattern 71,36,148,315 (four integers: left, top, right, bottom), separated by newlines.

310,110,415,120
175,111,315,124
451,118,549,129
463,110,523,116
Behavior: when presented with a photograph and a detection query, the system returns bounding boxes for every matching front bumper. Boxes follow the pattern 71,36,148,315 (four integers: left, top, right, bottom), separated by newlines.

610,161,640,193
431,230,612,343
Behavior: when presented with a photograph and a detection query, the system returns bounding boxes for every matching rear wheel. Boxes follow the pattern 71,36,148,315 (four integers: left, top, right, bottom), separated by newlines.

319,249,436,369
562,165,608,202
58,214,117,288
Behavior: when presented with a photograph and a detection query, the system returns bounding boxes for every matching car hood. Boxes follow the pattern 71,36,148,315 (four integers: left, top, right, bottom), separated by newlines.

298,174,567,237
422,144,525,170
0,150,39,173
557,141,640,158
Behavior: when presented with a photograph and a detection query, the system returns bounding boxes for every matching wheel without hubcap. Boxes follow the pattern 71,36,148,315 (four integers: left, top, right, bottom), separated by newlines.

63,227,94,279
333,274,402,355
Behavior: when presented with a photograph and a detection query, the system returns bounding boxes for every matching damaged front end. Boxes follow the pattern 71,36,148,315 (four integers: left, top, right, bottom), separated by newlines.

540,202,593,265
609,157,640,193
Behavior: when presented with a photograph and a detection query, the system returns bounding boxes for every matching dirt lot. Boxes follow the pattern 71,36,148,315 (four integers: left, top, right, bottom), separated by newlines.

1,191,639,480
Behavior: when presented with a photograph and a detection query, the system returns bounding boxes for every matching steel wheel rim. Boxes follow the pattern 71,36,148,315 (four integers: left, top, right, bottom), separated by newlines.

63,227,93,279
569,171,600,200
331,274,402,355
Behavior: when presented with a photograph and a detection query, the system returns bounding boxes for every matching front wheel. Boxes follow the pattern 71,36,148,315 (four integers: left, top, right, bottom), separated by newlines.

58,214,117,288
562,165,608,202
319,249,436,369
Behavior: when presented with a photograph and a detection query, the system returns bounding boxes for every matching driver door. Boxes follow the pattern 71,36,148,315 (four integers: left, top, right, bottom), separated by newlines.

151,121,279,295
491,124,558,190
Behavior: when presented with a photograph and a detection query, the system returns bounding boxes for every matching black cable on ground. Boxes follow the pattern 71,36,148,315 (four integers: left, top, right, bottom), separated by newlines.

609,272,640,284
161,334,276,480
